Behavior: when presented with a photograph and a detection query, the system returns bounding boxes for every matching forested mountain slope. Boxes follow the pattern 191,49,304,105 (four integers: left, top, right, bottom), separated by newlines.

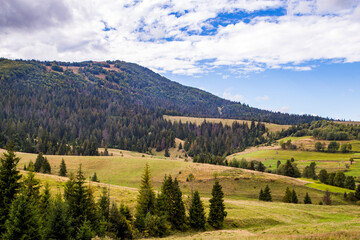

0,58,324,155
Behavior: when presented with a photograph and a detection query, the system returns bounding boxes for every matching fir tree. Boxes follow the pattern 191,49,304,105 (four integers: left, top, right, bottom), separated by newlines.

189,191,206,230
258,189,264,201
98,187,110,221
120,203,133,222
171,179,187,230
303,192,312,204
135,163,156,231
256,161,266,172
0,145,22,233
40,183,51,216
354,184,360,200
283,187,292,203
208,180,227,228
76,220,95,240
59,158,67,176
263,185,272,202
23,164,41,201
165,147,170,157
178,142,183,150
291,189,298,204
109,203,133,240
3,194,43,240
91,172,99,182
46,196,71,240
34,152,45,172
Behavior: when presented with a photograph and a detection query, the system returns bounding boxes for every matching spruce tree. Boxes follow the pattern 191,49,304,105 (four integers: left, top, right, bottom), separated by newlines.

109,203,133,239
263,185,272,202
165,147,170,157
303,192,312,204
291,189,298,204
3,194,43,240
98,187,110,221
189,191,206,230
135,163,156,231
0,145,22,233
34,152,45,172
91,172,99,182
46,196,71,240
258,189,264,201
23,164,41,201
171,179,187,230
208,180,227,228
59,158,67,176
354,184,360,200
120,203,133,222
40,183,51,216
283,187,292,203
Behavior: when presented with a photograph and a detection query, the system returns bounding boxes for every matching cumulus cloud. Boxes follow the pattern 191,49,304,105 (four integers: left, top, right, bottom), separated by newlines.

222,89,244,102
256,95,270,102
1,0,360,75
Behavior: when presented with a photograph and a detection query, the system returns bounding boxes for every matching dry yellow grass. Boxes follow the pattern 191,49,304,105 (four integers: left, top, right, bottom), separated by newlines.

164,115,291,133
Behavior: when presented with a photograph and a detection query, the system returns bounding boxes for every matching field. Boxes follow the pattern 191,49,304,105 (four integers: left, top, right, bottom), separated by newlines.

163,115,291,133
2,147,360,239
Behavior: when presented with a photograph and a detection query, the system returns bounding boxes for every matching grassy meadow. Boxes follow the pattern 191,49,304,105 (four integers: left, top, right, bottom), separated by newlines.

163,115,291,133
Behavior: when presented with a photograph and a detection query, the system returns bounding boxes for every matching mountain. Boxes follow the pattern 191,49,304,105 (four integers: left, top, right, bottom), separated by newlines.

0,58,324,155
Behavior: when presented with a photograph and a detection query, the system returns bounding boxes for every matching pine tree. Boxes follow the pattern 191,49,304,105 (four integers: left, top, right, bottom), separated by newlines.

323,189,332,205
59,158,67,176
135,163,156,231
3,194,43,240
46,196,71,240
98,187,110,221
76,220,95,240
208,180,227,228
189,191,206,230
91,172,99,182
42,157,51,174
291,189,298,204
34,152,45,172
165,147,170,157
178,142,183,150
258,189,264,201
303,192,312,204
263,185,272,202
283,187,292,203
171,179,187,230
0,145,22,233
23,164,41,201
354,184,360,200
120,203,133,222
109,203,133,239
40,183,51,217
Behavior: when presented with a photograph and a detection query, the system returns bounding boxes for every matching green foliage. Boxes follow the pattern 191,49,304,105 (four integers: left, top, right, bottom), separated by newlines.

45,196,71,240
34,152,51,174
302,162,317,180
3,194,43,240
283,187,292,203
108,203,133,240
318,169,328,183
355,184,360,200
135,163,156,231
327,141,340,153
315,142,325,152
98,187,110,221
23,166,42,201
189,191,206,230
276,160,301,178
322,189,332,205
59,159,67,176
291,189,298,204
333,171,346,188
0,145,22,233
91,172,99,182
208,180,227,229
303,192,312,204
259,185,272,202
144,213,170,238
76,220,95,240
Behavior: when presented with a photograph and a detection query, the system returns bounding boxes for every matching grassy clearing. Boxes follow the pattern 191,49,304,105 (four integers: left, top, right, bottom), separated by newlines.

163,115,291,133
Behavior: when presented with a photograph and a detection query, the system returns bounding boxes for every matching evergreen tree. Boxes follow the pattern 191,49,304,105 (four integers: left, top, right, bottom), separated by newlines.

108,203,133,240
0,145,22,233
291,189,298,204
59,158,67,176
23,164,41,201
256,161,266,172
189,191,206,230
91,172,99,182
263,185,272,202
283,187,292,203
76,220,95,240
42,157,51,174
355,184,360,200
208,180,227,228
303,192,312,204
3,194,43,240
165,147,170,157
258,189,264,201
322,189,332,205
34,152,45,172
171,179,187,230
46,196,71,240
178,142,183,150
40,183,51,216
344,176,355,190
135,163,156,231
318,169,328,183
120,203,133,222
98,187,110,221
333,171,345,187
277,160,281,168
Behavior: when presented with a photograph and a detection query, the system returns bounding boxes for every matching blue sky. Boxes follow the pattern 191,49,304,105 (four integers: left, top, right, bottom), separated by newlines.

1,0,360,120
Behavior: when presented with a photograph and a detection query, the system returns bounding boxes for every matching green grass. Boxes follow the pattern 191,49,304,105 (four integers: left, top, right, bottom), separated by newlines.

279,136,312,142
305,182,354,194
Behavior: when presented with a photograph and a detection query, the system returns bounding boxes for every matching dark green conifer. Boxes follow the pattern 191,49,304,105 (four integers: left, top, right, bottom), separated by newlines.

46,196,71,240
303,192,312,204
109,203,133,239
98,187,110,221
135,163,156,231
263,185,272,202
291,189,298,204
0,145,22,233
91,172,99,182
344,176,355,190
165,147,170,157
189,191,206,230
354,184,360,200
283,187,292,203
208,180,227,228
59,158,67,176
258,189,264,201
3,194,43,240
34,152,45,172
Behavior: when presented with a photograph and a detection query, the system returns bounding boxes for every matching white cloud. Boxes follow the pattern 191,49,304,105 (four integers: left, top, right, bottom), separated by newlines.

1,0,360,75
279,106,290,113
256,95,270,102
222,89,244,102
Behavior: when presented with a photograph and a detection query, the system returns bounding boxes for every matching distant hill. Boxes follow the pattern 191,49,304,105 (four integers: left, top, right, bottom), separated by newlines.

0,58,325,155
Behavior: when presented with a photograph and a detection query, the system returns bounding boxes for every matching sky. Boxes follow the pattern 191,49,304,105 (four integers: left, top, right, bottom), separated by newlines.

1,0,360,120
